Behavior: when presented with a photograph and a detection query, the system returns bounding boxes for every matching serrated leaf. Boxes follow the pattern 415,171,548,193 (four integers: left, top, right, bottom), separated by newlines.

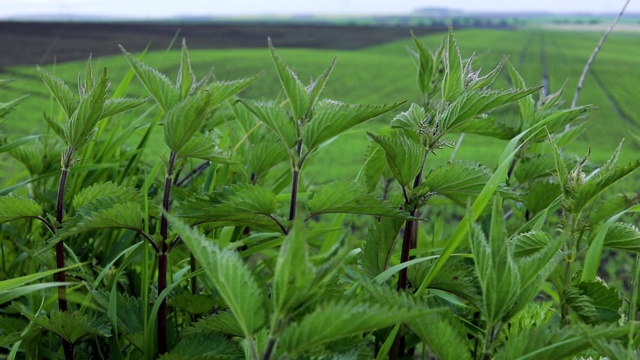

71,181,139,211
176,132,233,163
269,38,311,120
308,57,336,107
512,230,553,258
65,68,109,148
36,66,77,118
369,132,424,187
239,99,297,150
358,142,387,193
161,332,243,360
91,290,145,349
507,62,535,123
522,180,562,215
120,45,179,112
101,97,146,119
424,161,508,207
390,103,426,142
442,28,464,102
190,311,244,337
469,199,520,325
468,57,507,90
273,220,316,315
438,87,540,134
306,180,403,218
177,39,195,99
247,140,289,179
570,159,640,213
206,76,259,109
453,115,520,140
168,291,218,315
22,309,111,344
58,201,144,238
408,310,473,360
494,323,633,360
578,280,622,324
278,301,432,355
168,215,267,337
0,195,42,224
602,222,640,252
412,33,437,95
303,99,403,152
360,217,403,277
163,91,213,154
514,155,557,183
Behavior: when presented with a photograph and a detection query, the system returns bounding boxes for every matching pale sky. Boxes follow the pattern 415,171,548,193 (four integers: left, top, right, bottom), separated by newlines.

0,0,638,19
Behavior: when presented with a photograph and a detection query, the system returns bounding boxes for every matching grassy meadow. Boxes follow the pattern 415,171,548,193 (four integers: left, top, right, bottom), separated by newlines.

2,28,640,183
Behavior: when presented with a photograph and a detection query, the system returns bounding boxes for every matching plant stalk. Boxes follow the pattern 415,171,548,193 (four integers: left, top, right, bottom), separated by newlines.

288,140,303,221
56,147,74,360
158,151,176,355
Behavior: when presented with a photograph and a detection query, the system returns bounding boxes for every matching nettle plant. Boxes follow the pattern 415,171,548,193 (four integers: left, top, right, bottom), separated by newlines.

1,28,639,359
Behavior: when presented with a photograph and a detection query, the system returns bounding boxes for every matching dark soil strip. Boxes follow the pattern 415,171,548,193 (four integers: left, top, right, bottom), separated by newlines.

0,21,448,69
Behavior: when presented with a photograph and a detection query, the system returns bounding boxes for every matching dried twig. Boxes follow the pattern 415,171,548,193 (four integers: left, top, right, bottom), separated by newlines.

570,0,631,112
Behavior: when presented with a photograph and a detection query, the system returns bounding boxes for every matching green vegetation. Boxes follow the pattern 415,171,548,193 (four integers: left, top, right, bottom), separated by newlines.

1,27,640,359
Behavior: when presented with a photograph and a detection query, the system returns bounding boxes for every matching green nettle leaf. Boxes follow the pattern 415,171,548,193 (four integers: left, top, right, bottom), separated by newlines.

369,132,424,187
22,309,111,344
467,57,507,91
0,195,43,224
269,38,312,120
424,161,509,206
190,311,244,337
412,33,437,96
278,301,432,355
438,87,540,134
176,132,233,163
177,39,196,100
71,181,139,211
206,76,259,109
163,91,213,154
522,180,562,215
570,159,640,213
239,100,297,150
36,66,77,118
408,259,482,307
494,323,633,360
120,45,179,112
453,115,520,140
303,99,404,152
167,291,218,315
65,68,109,148
512,230,553,258
360,217,403,277
57,201,144,239
566,280,622,324
442,28,464,102
101,98,147,119
602,222,640,252
273,221,316,315
513,155,557,184
168,215,267,337
306,180,404,218
390,103,427,142
358,143,387,194
506,62,535,122
408,310,473,360
161,332,243,360
469,199,520,325
91,290,145,349
247,140,289,179
309,57,337,106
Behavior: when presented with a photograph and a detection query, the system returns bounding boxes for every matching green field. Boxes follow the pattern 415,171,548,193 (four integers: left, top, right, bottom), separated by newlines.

2,28,640,182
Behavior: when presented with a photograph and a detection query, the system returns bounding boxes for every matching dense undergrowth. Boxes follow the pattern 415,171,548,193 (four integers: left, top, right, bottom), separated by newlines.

1,28,640,359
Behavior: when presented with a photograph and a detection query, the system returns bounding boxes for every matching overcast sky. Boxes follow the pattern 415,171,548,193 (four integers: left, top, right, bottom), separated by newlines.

0,0,637,19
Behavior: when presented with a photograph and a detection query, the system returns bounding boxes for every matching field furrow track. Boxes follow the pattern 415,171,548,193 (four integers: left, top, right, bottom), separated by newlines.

539,32,550,96
590,70,640,130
